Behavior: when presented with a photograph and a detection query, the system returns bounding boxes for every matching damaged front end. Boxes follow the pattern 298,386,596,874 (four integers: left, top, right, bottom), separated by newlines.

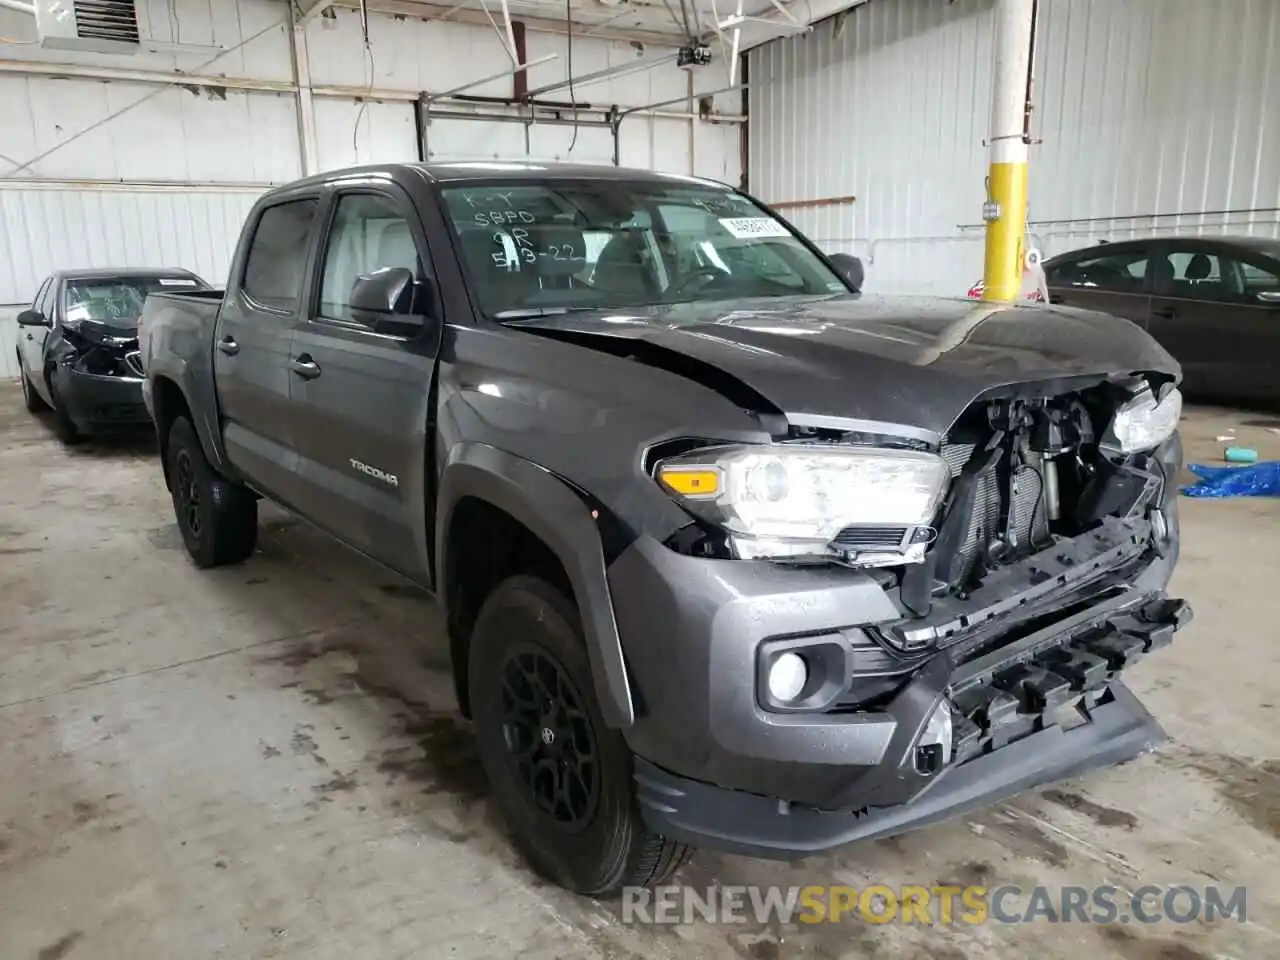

51,322,144,378
47,321,149,430
652,372,1191,772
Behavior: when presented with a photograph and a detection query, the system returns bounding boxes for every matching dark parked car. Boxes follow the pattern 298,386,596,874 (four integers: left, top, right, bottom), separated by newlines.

16,268,209,443
140,162,1190,895
1044,236,1280,406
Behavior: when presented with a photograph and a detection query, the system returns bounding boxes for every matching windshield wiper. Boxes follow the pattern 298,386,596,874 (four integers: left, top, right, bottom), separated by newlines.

494,305,617,320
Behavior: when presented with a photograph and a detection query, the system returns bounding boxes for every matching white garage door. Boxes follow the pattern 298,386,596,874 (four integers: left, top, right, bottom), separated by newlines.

0,186,259,379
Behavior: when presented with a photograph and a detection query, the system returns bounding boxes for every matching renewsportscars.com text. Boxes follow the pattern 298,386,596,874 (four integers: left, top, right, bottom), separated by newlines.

622,884,1248,926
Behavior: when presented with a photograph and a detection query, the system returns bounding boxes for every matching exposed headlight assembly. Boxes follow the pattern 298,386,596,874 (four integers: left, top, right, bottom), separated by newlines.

1105,386,1182,454
655,444,951,563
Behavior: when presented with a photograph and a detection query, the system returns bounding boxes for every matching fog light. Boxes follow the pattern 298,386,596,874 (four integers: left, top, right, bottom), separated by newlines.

767,652,808,703
915,699,954,775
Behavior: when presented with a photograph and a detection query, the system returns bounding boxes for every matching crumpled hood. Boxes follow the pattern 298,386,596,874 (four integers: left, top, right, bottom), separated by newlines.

516,294,1180,439
66,317,139,348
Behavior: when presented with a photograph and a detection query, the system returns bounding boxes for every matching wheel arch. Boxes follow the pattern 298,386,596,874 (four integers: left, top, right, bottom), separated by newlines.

436,443,635,729
147,358,234,484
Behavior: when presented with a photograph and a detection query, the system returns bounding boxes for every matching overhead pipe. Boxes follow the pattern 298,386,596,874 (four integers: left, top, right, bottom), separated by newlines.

616,83,748,119
524,51,680,98
426,53,558,101
0,0,35,14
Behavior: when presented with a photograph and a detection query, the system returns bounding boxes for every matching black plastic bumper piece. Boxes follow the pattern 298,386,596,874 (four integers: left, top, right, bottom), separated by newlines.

55,367,148,430
634,680,1164,860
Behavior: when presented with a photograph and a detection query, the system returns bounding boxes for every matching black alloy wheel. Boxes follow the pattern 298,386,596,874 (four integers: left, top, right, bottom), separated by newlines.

165,416,257,568
468,576,691,895
499,643,600,832
173,447,203,540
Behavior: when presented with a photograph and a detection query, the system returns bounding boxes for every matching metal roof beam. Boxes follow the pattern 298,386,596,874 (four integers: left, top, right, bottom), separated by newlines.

294,0,338,23
331,0,684,46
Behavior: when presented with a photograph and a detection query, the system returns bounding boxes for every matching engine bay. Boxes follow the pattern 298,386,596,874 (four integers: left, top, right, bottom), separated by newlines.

895,384,1172,619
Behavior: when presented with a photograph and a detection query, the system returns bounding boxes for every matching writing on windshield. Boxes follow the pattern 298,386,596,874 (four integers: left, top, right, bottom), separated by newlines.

441,181,847,317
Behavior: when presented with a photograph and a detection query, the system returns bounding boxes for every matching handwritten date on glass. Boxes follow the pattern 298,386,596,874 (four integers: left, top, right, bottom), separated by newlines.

487,228,580,268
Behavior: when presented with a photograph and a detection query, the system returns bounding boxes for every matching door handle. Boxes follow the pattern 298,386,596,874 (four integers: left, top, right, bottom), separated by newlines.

217,336,240,356
1151,307,1176,319
290,355,322,380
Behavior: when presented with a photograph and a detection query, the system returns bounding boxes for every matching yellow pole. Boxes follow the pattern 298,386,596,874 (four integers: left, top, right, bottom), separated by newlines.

982,0,1036,302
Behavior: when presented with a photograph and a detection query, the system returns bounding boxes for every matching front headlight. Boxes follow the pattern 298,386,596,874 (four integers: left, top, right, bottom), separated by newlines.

655,444,950,561
1106,386,1182,454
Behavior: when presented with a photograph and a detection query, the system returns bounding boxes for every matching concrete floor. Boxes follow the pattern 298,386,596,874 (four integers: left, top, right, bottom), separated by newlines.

0,380,1277,960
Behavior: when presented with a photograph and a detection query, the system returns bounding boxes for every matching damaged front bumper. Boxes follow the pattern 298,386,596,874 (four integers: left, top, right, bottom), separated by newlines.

611,512,1190,860
49,330,149,432
52,363,148,431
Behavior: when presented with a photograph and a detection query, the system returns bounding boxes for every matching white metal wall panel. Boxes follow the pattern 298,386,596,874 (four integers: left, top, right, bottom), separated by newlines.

0,0,292,79
304,12,516,96
313,99,419,171
0,187,257,303
1,307,22,379
748,0,1280,295
0,187,258,378
0,77,300,184
305,9,741,179
526,124,617,166
423,116,529,162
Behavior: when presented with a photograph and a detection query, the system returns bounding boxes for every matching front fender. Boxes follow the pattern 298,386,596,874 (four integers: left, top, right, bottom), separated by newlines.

436,442,635,728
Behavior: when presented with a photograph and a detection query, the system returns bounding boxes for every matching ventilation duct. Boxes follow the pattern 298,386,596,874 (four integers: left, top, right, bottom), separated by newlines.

35,0,141,55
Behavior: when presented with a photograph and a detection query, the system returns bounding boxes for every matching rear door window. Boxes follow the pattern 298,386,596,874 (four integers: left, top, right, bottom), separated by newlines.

1046,248,1150,293
243,198,320,311
1150,248,1280,303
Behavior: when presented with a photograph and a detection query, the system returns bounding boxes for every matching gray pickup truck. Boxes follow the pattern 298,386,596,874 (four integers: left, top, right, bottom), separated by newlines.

139,161,1191,896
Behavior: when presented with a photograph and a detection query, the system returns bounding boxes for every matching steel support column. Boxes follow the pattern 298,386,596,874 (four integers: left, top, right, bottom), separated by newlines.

981,0,1037,302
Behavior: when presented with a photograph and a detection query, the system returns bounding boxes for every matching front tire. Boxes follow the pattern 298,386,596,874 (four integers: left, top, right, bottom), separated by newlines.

19,353,48,413
469,575,691,896
166,416,257,567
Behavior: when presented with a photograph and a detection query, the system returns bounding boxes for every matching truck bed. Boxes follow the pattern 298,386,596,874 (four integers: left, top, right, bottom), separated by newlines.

138,290,223,362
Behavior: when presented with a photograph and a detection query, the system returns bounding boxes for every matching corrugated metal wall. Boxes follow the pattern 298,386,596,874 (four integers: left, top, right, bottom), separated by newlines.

0,0,742,378
748,0,1280,295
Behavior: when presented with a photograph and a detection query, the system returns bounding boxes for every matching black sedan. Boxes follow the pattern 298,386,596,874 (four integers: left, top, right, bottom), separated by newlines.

1043,235,1280,406
16,268,210,443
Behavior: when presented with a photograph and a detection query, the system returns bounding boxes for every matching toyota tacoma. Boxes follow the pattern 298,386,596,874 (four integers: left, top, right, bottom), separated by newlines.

139,162,1191,896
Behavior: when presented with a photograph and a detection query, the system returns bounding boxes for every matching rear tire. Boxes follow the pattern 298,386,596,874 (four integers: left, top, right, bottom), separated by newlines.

46,373,82,445
19,353,48,413
166,416,257,568
469,575,691,896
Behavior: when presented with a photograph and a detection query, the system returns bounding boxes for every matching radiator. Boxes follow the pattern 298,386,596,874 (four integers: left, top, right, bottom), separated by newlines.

941,442,1049,581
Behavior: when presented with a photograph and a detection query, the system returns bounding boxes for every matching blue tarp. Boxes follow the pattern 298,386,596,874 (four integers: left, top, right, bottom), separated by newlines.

1181,462,1280,498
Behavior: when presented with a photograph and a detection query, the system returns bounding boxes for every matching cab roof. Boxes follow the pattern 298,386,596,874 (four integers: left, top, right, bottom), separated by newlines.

275,160,731,195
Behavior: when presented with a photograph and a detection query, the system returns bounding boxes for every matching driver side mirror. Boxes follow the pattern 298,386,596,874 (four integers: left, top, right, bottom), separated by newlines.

17,309,48,327
349,267,436,335
827,253,865,293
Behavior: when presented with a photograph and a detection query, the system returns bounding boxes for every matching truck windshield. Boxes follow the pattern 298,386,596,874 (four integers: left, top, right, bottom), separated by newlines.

64,275,203,326
440,180,848,317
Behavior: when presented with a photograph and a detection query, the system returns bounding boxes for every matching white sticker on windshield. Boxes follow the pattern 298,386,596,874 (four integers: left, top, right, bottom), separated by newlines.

158,277,198,286
718,217,791,240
